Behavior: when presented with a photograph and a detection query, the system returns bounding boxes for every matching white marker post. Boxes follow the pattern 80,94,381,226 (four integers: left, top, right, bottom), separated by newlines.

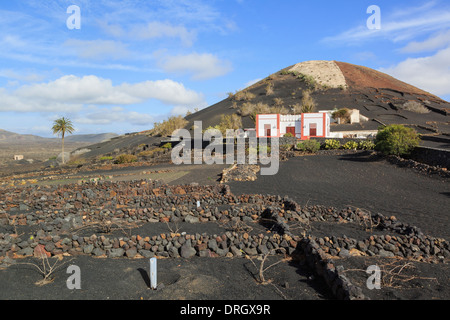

150,257,157,290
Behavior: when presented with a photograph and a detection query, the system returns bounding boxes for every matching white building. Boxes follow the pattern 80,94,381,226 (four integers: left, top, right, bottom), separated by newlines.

256,112,331,140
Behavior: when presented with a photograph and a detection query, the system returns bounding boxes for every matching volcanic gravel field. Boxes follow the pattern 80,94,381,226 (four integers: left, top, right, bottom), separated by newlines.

0,151,448,301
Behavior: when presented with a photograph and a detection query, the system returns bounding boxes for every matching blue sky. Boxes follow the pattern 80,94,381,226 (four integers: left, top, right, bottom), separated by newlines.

1,0,450,136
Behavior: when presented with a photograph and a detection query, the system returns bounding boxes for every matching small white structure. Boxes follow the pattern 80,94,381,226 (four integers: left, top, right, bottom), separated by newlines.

256,112,331,140
333,109,369,124
329,130,378,139
13,155,24,161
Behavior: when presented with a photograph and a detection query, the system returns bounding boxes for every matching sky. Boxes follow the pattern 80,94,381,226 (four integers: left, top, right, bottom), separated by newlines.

0,0,450,137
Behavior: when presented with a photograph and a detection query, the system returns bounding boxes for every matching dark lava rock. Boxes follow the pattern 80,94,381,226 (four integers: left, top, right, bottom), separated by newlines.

108,248,125,258
180,241,196,258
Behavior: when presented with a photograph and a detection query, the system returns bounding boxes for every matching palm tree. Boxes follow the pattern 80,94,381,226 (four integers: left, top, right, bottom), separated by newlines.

52,117,75,164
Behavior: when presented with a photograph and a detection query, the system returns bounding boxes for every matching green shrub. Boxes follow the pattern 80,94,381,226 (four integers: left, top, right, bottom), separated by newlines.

281,144,293,151
358,140,375,150
161,142,172,149
296,139,321,153
375,125,420,156
115,154,137,164
323,139,341,150
343,141,359,150
283,132,294,138
99,156,113,161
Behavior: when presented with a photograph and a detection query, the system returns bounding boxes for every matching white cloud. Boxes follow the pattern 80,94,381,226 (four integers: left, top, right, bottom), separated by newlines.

0,69,44,82
74,106,154,126
400,30,450,53
380,46,450,96
118,79,206,105
64,39,131,60
131,21,196,47
97,20,126,38
158,53,232,80
0,75,206,112
323,4,450,44
98,20,196,46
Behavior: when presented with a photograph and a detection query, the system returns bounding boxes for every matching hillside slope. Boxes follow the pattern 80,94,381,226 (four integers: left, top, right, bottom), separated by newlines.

0,130,118,144
185,60,450,137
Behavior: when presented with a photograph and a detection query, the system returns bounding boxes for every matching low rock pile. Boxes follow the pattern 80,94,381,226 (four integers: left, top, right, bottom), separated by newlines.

220,164,260,182
387,155,450,178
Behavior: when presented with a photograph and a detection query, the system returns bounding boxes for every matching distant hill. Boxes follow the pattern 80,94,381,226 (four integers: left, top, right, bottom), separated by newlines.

0,129,118,144
0,129,49,143
64,133,119,143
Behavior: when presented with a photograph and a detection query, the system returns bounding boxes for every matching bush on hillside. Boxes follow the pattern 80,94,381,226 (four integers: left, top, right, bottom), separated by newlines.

402,101,430,114
219,114,243,133
234,90,256,101
238,102,271,122
300,89,317,113
374,125,420,156
115,154,137,164
152,116,188,137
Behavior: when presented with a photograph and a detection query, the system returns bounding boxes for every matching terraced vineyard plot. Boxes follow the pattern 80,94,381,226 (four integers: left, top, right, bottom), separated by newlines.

0,179,448,299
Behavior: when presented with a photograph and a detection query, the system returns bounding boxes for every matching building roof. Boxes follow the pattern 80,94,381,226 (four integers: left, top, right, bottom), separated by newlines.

331,120,380,132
